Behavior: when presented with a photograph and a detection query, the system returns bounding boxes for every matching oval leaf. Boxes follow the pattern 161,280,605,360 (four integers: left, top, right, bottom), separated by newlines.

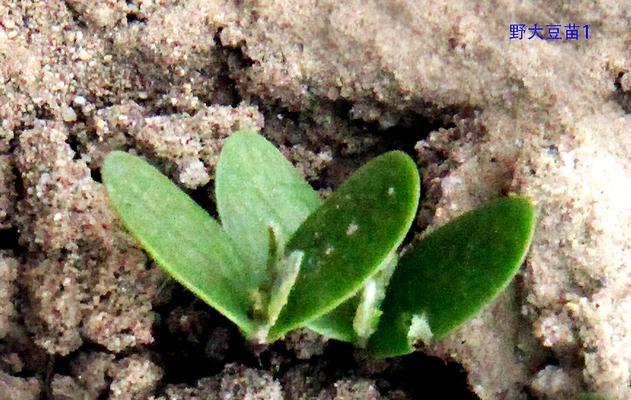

268,151,420,339
216,131,408,342
368,196,536,358
216,131,321,280
103,151,257,335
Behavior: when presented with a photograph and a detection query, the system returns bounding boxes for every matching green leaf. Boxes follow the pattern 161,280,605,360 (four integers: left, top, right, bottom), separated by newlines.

306,296,360,342
307,251,397,344
215,131,322,281
368,196,536,358
103,151,257,335
215,131,413,342
268,151,420,340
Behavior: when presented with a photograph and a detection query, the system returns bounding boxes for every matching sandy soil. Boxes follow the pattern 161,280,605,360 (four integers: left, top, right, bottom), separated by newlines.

1,1,631,399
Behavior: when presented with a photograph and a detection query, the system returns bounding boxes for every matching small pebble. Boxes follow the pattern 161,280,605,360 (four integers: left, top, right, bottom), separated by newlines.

61,106,77,122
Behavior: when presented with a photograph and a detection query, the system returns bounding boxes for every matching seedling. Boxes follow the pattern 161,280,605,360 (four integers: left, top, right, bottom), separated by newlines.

103,131,536,357
367,195,535,357
103,132,419,343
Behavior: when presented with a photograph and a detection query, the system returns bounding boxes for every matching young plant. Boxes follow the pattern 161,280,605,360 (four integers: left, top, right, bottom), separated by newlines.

213,134,536,354
366,195,535,357
103,130,536,357
260,192,536,356
102,131,420,343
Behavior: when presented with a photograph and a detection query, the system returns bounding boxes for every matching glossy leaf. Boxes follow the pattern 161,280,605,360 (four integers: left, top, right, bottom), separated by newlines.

368,196,536,358
307,296,360,342
215,131,416,342
268,151,420,340
307,251,397,343
216,131,321,281
103,151,257,335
